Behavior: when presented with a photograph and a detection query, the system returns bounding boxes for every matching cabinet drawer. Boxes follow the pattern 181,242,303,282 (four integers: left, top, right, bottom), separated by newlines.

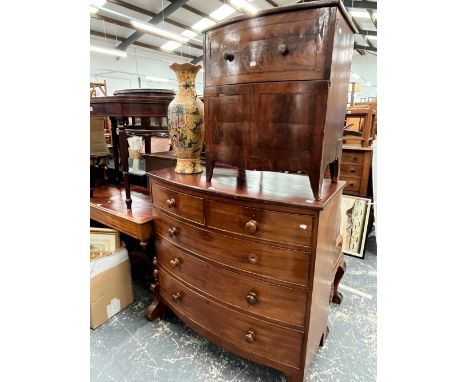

159,269,303,368
205,8,331,86
341,151,364,165
206,201,313,247
154,211,310,288
340,163,362,178
151,182,204,224
158,238,307,327
341,176,361,193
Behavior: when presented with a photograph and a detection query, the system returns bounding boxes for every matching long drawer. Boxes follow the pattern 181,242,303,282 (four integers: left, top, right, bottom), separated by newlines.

158,237,307,327
150,182,204,224
154,210,310,288
206,200,313,247
159,268,303,368
341,176,361,193
341,151,364,165
340,163,362,178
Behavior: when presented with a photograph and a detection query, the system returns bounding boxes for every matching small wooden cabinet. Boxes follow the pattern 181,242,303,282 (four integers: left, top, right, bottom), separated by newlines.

203,1,357,200
325,145,373,197
146,167,346,382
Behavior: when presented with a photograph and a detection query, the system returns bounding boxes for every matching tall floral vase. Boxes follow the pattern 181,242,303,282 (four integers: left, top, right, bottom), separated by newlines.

168,63,204,174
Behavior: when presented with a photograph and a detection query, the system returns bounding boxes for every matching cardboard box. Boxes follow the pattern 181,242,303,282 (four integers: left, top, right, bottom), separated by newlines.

90,248,133,329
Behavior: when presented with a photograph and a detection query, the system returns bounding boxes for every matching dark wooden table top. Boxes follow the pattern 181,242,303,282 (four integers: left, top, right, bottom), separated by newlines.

90,185,153,224
148,167,345,210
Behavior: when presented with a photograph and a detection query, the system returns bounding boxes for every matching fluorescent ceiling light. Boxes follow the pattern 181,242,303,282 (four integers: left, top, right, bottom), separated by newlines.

182,30,198,39
161,41,182,51
90,45,127,57
349,9,370,18
192,18,216,32
351,72,361,79
146,76,169,82
131,20,189,43
90,6,98,14
367,35,377,41
373,11,377,18
210,4,236,21
230,0,258,15
90,0,107,7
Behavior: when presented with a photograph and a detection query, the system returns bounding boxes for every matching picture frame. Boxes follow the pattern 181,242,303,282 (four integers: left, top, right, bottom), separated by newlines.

90,227,121,259
339,195,372,259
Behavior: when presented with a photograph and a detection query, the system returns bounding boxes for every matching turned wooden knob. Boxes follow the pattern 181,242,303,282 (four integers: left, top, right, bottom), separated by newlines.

223,51,234,61
278,43,289,55
172,292,183,302
246,292,257,306
245,330,256,343
166,198,176,208
247,253,258,265
168,227,178,237
169,257,182,268
152,269,159,278
245,220,258,234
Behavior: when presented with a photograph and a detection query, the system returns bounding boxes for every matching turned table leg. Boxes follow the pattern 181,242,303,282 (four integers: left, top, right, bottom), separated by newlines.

145,259,166,321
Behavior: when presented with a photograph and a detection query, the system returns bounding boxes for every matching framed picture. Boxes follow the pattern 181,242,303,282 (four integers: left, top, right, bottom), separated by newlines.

90,228,120,259
339,195,372,258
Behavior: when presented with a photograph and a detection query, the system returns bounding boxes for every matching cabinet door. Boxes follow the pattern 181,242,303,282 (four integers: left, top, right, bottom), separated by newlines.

204,84,253,168
248,81,328,171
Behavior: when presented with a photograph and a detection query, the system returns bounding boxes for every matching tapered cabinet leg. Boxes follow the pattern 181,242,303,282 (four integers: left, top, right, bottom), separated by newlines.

287,369,305,382
308,174,321,201
332,258,347,304
329,158,339,183
206,158,215,182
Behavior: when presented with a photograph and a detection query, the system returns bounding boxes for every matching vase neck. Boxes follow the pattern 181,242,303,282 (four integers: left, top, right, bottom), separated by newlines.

177,83,197,98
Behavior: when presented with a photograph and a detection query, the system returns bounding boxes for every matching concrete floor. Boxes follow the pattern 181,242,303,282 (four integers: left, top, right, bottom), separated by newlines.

91,237,377,382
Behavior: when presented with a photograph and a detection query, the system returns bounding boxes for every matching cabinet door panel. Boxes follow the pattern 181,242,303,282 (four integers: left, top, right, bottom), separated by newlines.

204,84,253,168
248,81,328,170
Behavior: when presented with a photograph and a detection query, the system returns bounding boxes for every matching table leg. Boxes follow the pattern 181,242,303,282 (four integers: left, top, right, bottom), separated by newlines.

119,128,132,210
110,117,120,184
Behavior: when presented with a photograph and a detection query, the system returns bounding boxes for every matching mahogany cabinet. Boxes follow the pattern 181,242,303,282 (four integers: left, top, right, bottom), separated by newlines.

146,166,346,382
203,1,357,200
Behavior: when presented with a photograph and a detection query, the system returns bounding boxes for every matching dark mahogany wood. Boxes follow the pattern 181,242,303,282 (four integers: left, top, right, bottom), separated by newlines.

203,2,356,201
90,88,175,209
90,184,153,245
148,166,345,382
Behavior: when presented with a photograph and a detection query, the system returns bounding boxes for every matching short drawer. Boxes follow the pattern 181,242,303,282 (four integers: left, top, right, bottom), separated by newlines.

151,182,204,224
154,210,310,288
206,201,313,247
341,176,361,193
340,163,362,178
159,269,303,368
205,8,331,86
158,238,307,327
341,151,364,165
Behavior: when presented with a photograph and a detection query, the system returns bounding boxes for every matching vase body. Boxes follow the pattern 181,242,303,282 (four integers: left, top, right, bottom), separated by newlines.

168,63,204,174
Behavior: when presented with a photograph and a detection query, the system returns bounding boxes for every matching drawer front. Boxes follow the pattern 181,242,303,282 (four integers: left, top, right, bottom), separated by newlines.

341,176,361,193
154,211,310,288
159,269,303,368
151,182,204,224
341,151,364,165
340,163,362,178
205,8,332,86
206,201,313,247
158,238,307,327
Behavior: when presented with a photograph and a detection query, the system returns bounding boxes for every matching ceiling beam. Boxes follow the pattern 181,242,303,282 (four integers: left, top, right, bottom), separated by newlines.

91,29,199,60
354,44,377,52
191,55,203,65
367,8,377,28
91,13,203,50
116,0,190,52
359,28,377,37
342,1,377,10
264,0,279,6
167,0,217,22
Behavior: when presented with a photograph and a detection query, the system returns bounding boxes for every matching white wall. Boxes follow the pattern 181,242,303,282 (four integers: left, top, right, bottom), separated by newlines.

350,52,377,100
90,45,204,96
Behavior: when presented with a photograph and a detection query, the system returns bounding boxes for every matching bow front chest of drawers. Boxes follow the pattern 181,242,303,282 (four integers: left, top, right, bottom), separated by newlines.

146,167,345,382
203,1,357,200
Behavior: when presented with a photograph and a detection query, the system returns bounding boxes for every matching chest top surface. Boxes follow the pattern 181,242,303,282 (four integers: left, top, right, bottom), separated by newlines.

147,167,345,210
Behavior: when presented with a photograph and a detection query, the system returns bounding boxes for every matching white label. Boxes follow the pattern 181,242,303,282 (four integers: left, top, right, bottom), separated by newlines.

106,297,121,318
299,224,307,230
249,61,256,67
90,106,93,111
